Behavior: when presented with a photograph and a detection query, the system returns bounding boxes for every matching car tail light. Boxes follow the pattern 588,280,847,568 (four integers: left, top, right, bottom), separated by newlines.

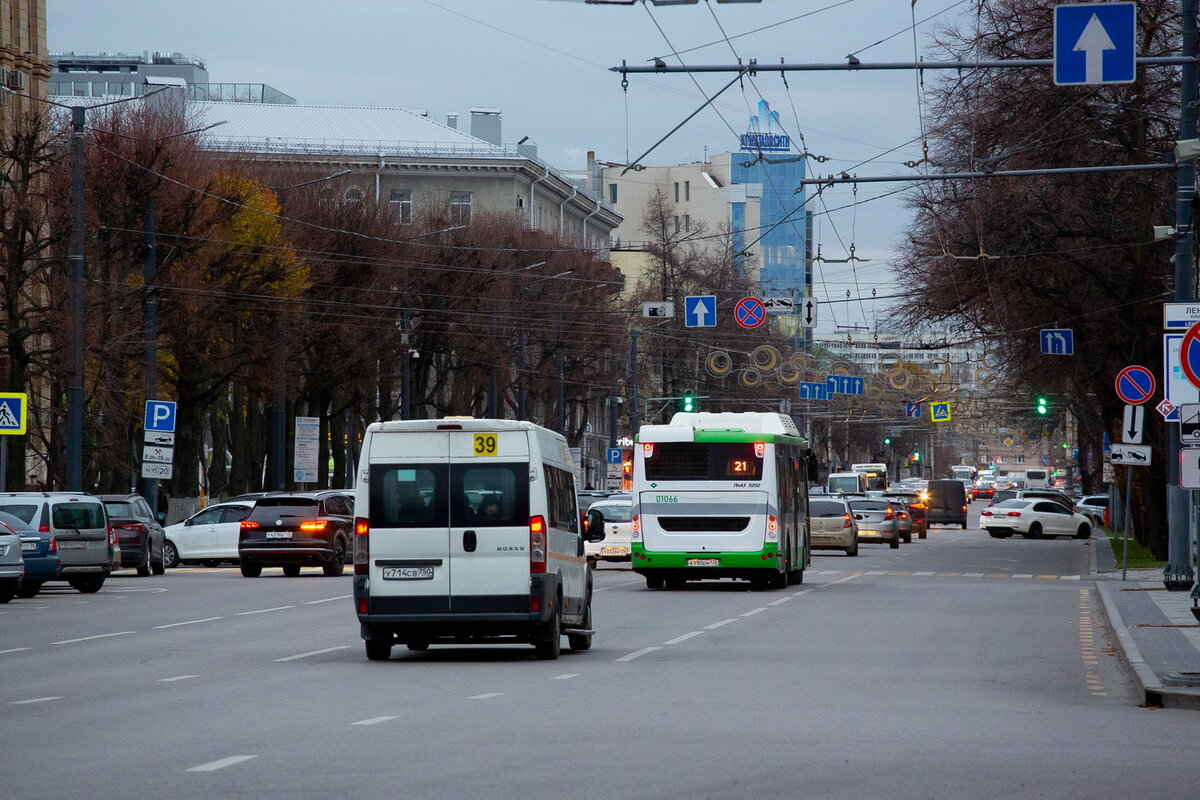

354,517,369,575
961,505,967,511
107,525,116,546
357,597,367,614
118,523,145,534
38,524,49,534
898,512,909,520
642,443,654,458
842,513,852,529
529,515,547,573
883,508,894,521
1006,511,1022,517
240,520,260,529
48,537,57,552
299,520,327,531
981,510,993,517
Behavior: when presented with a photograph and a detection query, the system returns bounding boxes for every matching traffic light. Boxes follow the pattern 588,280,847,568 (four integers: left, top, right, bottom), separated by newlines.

1036,396,1048,415
912,450,921,461
884,438,891,445
681,391,696,413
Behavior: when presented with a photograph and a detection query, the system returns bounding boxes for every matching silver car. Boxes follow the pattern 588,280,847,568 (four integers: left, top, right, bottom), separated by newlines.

808,497,859,556
0,515,23,603
847,499,901,549
0,493,113,593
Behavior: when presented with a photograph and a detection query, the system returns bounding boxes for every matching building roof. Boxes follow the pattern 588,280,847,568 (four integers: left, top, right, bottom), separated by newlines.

191,101,513,159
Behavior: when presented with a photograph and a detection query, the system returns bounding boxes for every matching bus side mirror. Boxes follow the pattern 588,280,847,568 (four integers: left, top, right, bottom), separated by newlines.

585,510,607,543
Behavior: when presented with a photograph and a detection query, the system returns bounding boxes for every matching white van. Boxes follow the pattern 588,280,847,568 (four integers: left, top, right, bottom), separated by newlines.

1023,468,1050,489
827,472,867,494
352,418,602,661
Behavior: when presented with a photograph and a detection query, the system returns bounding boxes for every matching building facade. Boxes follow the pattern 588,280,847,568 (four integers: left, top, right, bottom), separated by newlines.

0,0,49,124
49,51,295,104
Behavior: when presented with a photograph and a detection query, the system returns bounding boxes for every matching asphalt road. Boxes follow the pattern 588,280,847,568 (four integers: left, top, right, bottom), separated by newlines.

2,518,1195,799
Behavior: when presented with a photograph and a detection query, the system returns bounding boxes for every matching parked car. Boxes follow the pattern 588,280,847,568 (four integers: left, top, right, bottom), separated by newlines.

584,497,633,568
0,513,23,603
1015,490,1103,529
0,492,114,593
0,510,59,599
847,498,901,549
238,490,355,577
99,494,166,576
163,500,254,568
1077,495,1109,527
808,496,859,556
925,480,969,529
980,499,1092,540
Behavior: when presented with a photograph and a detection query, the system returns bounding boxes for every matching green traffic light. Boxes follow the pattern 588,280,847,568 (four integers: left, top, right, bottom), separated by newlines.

884,438,891,445
682,392,695,413
912,450,921,461
1036,396,1048,415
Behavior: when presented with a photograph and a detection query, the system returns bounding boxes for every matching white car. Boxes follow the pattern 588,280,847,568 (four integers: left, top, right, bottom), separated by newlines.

584,498,633,568
980,499,1092,540
162,501,253,567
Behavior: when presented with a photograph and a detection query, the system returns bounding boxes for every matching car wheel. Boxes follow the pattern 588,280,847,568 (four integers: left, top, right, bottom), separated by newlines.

987,530,1005,539
16,581,41,599
162,541,180,569
1024,522,1042,540
282,565,302,577
586,556,597,570
960,522,968,530
845,541,859,557
323,540,346,576
0,581,16,603
365,639,392,661
567,597,593,651
767,569,788,589
1075,524,1091,540
903,532,912,544
405,640,429,652
889,539,900,549
645,575,664,590
534,606,562,660
68,575,104,593
137,547,152,577
151,545,165,576
240,562,262,578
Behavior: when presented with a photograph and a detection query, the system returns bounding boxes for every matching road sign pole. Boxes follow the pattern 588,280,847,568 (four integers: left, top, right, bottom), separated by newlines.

1123,465,1133,582
0,437,6,491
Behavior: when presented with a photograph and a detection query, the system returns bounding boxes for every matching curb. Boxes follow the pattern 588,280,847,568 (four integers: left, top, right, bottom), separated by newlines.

1096,583,1200,711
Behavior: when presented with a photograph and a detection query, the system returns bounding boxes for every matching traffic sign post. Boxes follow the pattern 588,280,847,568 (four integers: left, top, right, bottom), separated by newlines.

1122,403,1145,444
144,400,177,433
642,301,674,319
930,402,952,423
683,296,717,328
1180,404,1200,445
0,392,27,491
606,447,622,464
1110,444,1152,465
905,403,921,418
1181,448,1200,488
1039,328,1075,355
762,297,794,313
1114,365,1156,405
798,382,829,400
733,297,766,329
801,297,818,328
1053,3,1136,86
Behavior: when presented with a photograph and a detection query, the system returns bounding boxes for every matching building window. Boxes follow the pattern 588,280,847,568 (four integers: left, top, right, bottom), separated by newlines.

685,180,690,201
1015,455,1025,464
608,183,618,204
389,190,413,223
684,215,690,233
344,186,365,204
674,182,680,202
450,191,472,224
674,215,680,234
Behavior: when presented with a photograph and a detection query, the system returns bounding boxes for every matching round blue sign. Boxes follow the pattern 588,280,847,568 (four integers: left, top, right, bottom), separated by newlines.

1114,365,1155,405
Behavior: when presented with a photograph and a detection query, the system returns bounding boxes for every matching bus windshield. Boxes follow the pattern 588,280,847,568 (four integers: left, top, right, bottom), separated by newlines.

642,442,762,481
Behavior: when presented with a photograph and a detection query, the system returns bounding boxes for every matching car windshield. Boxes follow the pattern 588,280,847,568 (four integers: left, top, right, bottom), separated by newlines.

809,500,848,517
248,498,320,522
103,501,135,518
849,500,890,511
994,499,1030,509
592,504,632,522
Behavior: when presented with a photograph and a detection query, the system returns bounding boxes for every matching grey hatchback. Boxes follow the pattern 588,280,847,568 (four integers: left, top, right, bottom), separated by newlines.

0,493,114,593
847,498,901,549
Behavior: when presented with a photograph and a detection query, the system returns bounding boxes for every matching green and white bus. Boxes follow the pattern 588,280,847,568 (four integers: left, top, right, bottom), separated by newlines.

631,412,815,590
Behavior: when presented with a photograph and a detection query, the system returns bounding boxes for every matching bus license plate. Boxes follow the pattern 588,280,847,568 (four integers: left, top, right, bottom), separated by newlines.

382,567,434,580
687,558,719,567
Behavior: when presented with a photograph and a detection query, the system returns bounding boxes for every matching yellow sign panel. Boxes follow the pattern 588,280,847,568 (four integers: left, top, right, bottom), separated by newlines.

930,402,952,423
0,392,27,435
472,433,498,456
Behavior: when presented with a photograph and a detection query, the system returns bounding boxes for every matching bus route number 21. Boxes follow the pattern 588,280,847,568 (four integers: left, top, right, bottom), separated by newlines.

473,434,498,456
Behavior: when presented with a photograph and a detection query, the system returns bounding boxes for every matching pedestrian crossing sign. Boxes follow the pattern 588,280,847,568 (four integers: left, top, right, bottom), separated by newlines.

930,402,952,423
0,392,27,435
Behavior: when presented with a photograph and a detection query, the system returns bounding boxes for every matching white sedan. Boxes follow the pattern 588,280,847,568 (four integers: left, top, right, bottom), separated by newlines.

980,499,1092,540
162,501,253,567
584,499,632,568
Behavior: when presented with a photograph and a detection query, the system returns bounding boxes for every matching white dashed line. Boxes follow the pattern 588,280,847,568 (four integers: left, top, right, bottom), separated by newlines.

0,647,31,655
1013,574,1033,579
470,693,503,700
615,647,661,662
594,580,643,592
305,595,352,605
768,596,793,606
158,675,198,683
663,631,703,645
817,570,841,575
913,571,936,576
704,618,738,630
236,606,295,616
962,573,984,577
1061,575,1082,580
187,755,257,772
740,607,768,617
10,696,62,705
866,570,888,575
351,716,399,726
273,646,350,662
51,631,136,645
154,617,224,629
550,673,580,680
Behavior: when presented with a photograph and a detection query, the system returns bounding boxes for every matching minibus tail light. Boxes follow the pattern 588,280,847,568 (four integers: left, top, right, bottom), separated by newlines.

354,517,370,575
529,516,547,573
754,442,765,459
642,443,654,458
631,514,640,539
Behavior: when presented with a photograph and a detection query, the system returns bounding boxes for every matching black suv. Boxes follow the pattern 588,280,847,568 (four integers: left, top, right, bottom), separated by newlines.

238,491,354,578
99,494,166,576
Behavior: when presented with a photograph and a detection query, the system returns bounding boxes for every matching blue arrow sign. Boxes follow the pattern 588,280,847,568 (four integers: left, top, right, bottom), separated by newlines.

905,403,922,418
798,382,829,400
1040,328,1074,355
1054,3,1136,86
826,375,865,396
684,295,717,328
144,400,177,433
606,447,623,464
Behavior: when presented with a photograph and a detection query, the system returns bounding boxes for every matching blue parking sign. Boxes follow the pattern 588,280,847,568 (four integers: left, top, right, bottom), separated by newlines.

606,448,623,464
144,400,177,433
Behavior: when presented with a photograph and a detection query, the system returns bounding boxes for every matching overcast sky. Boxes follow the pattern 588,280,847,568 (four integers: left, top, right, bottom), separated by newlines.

50,0,967,336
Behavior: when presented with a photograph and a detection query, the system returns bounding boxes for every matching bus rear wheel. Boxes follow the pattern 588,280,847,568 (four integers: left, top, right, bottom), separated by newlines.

645,575,664,590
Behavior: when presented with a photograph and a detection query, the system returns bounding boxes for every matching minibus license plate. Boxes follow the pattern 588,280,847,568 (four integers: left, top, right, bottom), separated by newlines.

382,566,434,580
687,558,718,567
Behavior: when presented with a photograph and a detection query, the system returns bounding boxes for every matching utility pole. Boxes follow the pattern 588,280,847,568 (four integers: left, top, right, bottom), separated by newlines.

66,106,85,491
141,194,159,510
517,285,527,421
400,310,411,421
629,330,640,437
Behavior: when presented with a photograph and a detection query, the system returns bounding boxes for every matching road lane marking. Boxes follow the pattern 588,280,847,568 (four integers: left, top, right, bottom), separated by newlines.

615,647,661,662
866,570,888,575
1061,575,1081,580
273,646,350,662
154,617,224,629
351,716,399,725
0,648,31,655
51,631,136,645
1012,574,1033,579
594,580,643,592
305,595,351,605
1036,574,1057,579
705,619,738,629
470,693,503,700
741,607,767,617
768,596,793,605
236,606,295,616
10,696,62,705
158,675,198,683
664,631,703,645
187,755,257,772
962,573,984,577
550,673,579,680
913,571,935,576
817,570,841,575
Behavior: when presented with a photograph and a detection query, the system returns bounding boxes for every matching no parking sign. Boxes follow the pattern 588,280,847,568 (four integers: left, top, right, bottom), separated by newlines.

1180,321,1200,389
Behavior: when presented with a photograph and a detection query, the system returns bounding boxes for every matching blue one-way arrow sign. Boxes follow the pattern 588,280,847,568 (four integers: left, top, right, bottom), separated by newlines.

684,295,717,328
1054,3,1136,86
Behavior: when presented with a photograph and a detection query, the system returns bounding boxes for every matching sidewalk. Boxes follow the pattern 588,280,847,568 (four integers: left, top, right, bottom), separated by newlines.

1093,531,1200,709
